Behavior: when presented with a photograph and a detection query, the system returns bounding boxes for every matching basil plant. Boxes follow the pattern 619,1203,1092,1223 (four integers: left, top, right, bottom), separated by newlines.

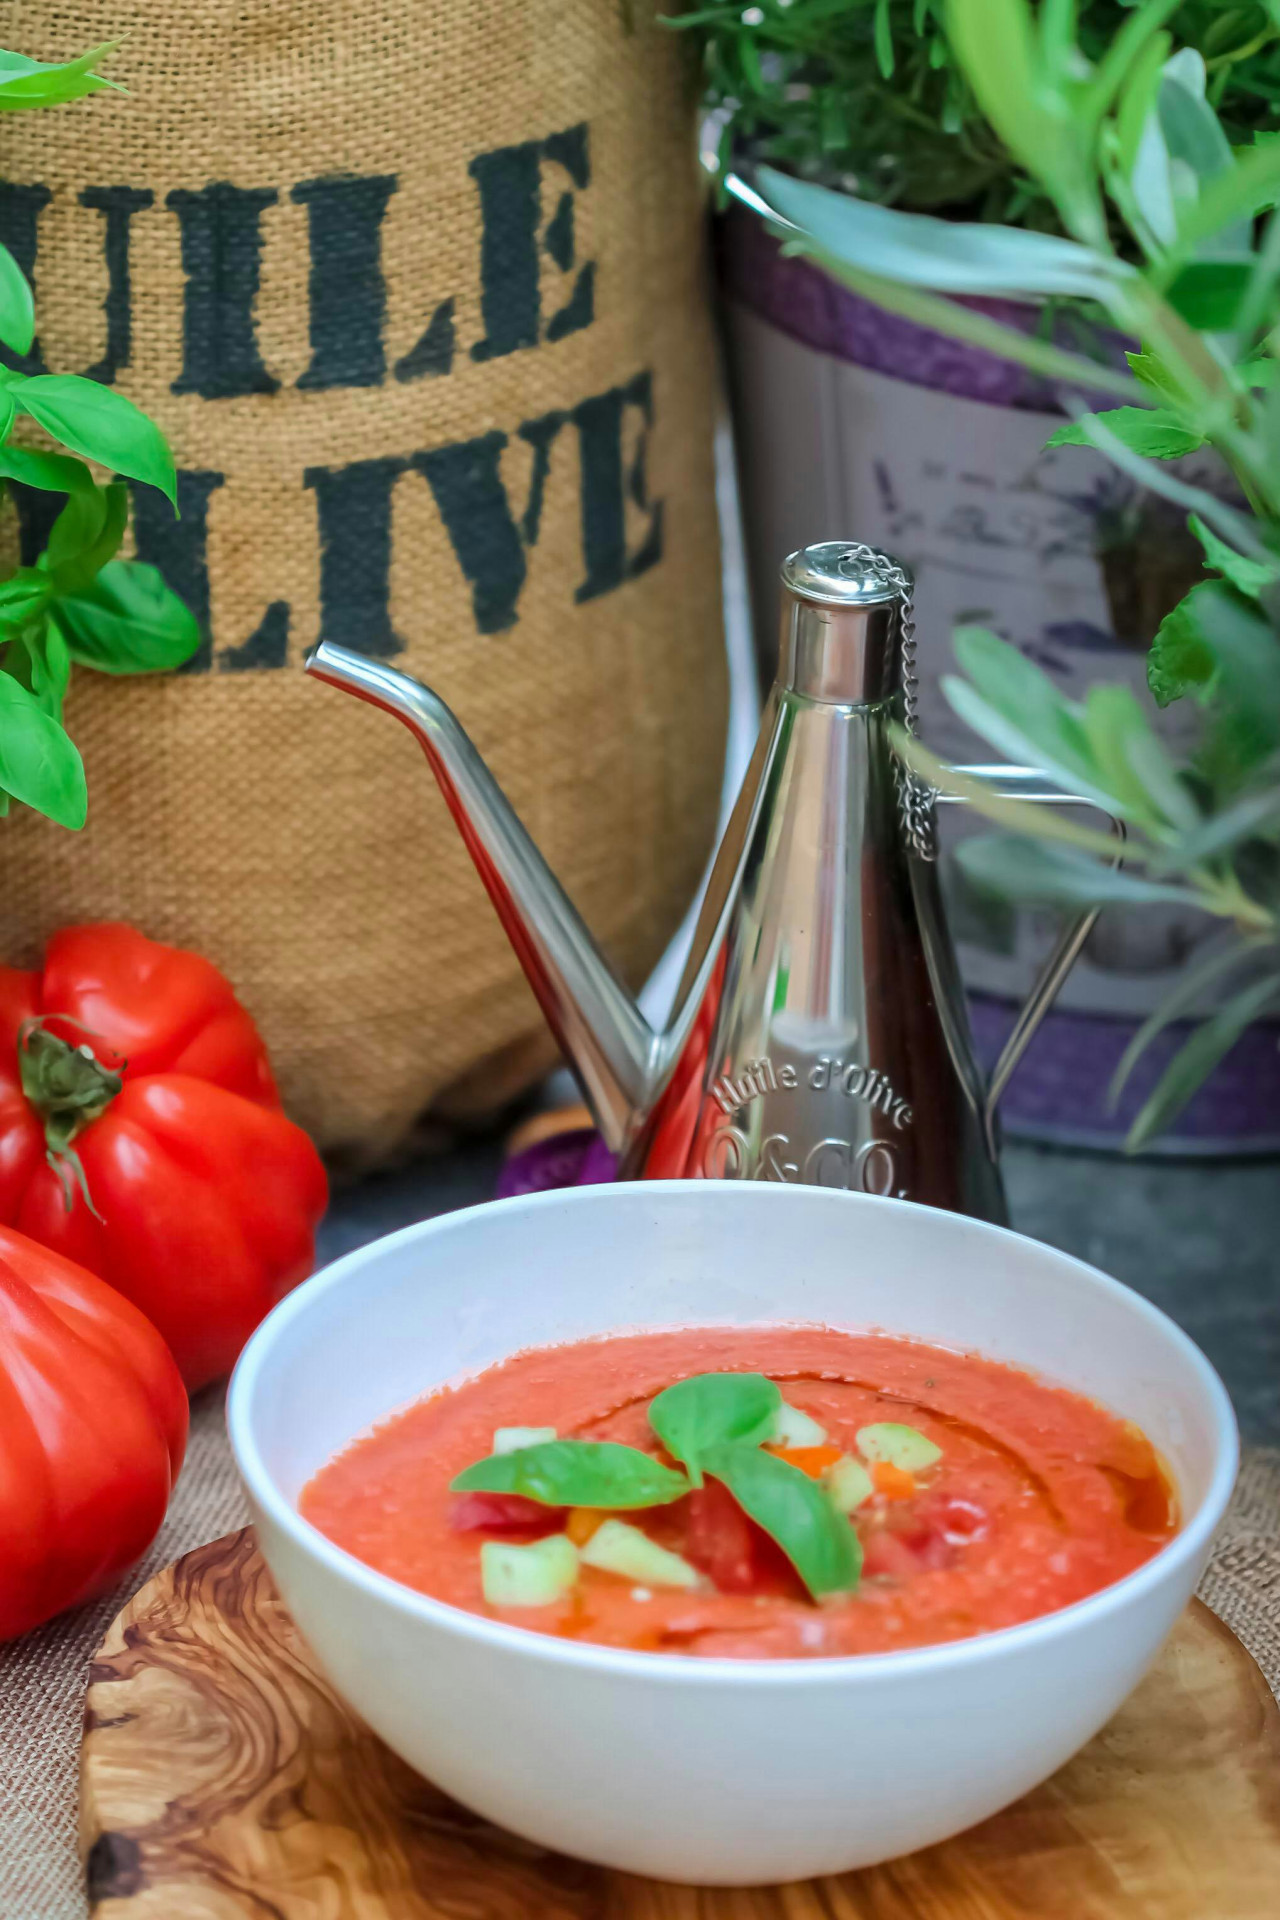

741,0,1280,1147
0,45,197,831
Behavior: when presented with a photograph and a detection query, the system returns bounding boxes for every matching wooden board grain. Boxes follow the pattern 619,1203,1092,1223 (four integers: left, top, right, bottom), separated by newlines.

81,1528,1280,1920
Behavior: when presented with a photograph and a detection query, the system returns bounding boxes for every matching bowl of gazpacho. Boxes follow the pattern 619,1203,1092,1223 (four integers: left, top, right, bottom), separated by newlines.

228,1182,1236,1885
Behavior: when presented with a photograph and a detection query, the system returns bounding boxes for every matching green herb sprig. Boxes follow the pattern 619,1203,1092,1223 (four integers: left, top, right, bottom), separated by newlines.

672,0,1280,235
740,2,1280,1146
0,43,197,829
452,1372,863,1600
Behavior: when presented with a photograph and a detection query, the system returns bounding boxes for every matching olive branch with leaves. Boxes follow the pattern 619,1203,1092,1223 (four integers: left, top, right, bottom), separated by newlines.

733,0,1280,1147
0,44,197,832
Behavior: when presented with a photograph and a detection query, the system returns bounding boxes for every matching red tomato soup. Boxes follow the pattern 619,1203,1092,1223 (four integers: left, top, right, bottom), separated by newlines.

300,1327,1177,1659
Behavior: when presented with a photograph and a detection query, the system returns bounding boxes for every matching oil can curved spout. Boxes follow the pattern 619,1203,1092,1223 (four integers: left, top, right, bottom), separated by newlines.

303,643,658,1152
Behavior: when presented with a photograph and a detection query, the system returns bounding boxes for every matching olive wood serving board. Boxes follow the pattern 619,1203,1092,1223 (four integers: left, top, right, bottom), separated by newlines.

81,1527,1280,1919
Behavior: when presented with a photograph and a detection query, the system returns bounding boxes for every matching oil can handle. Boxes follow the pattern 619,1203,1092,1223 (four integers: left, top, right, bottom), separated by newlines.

937,765,1126,1158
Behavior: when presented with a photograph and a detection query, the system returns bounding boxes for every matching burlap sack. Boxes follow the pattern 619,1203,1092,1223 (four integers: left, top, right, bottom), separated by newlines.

0,0,727,1165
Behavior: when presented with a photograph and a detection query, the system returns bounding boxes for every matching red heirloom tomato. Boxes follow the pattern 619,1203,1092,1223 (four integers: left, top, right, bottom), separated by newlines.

0,1226,188,1639
0,924,328,1391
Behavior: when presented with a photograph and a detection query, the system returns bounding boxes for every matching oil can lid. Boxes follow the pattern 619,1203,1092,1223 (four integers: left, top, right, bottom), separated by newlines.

780,542,912,608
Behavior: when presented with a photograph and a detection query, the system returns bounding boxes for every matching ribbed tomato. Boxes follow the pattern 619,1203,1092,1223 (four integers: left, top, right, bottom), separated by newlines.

0,1226,187,1639
0,923,328,1390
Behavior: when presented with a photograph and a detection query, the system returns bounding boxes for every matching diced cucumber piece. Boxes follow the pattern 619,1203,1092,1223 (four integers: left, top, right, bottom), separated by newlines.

856,1422,942,1472
768,1400,829,1447
480,1534,579,1607
493,1425,557,1455
826,1455,874,1513
579,1518,703,1590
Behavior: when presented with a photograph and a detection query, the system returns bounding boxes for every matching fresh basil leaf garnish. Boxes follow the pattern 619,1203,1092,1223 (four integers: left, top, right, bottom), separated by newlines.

452,1440,690,1509
702,1442,862,1600
648,1372,781,1486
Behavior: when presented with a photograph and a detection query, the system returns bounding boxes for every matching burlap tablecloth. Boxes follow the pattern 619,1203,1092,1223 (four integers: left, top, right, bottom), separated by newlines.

3,1396,1278,1920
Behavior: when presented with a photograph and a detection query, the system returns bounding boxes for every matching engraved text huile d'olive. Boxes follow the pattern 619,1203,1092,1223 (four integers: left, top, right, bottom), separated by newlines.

307,542,1113,1224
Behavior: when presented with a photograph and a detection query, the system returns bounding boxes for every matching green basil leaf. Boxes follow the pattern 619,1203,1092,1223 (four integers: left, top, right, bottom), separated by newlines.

55,560,200,673
0,43,122,113
45,481,128,596
649,1373,781,1487
10,615,71,720
0,567,53,628
1045,407,1203,461
452,1440,690,1510
0,444,95,493
12,375,176,503
0,243,31,360
702,1442,861,1600
43,484,109,572
0,669,86,827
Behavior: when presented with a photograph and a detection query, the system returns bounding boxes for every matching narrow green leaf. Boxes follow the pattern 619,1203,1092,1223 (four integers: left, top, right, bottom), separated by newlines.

874,0,895,80
1081,682,1200,833
1150,788,1280,874
12,375,176,502
0,243,33,358
1126,973,1280,1149
0,671,86,826
957,833,1201,909
1109,940,1265,1106
1112,29,1173,175
755,165,1125,302
649,1373,781,1488
54,560,202,674
944,628,1120,811
451,1440,690,1509
1046,406,1202,459
1187,514,1279,601
702,1442,861,1600
893,729,1127,862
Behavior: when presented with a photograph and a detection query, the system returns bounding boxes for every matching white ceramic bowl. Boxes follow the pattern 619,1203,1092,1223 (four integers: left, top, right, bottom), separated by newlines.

228,1182,1237,1885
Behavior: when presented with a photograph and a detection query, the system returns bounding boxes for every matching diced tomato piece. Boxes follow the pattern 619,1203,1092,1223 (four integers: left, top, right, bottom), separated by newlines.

861,1529,927,1579
682,1479,763,1594
861,1497,979,1579
449,1492,563,1534
766,1444,844,1478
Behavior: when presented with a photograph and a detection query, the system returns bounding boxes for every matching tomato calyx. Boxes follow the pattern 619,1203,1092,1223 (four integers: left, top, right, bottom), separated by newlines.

17,1017,124,1218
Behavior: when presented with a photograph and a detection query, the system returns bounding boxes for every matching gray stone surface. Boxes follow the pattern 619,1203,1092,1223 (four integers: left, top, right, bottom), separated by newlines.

1004,1143,1280,1446
318,1139,1280,1447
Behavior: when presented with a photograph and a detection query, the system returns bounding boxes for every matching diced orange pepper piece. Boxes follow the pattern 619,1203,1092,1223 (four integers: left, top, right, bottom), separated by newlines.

767,1444,845,1479
871,1460,917,1500
566,1508,606,1546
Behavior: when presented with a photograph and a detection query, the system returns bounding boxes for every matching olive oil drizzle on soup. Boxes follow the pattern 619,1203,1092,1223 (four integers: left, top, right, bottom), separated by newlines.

301,1327,1176,1660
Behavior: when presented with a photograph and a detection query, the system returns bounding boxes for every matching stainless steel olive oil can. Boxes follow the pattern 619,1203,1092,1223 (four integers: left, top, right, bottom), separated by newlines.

309,542,1107,1221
